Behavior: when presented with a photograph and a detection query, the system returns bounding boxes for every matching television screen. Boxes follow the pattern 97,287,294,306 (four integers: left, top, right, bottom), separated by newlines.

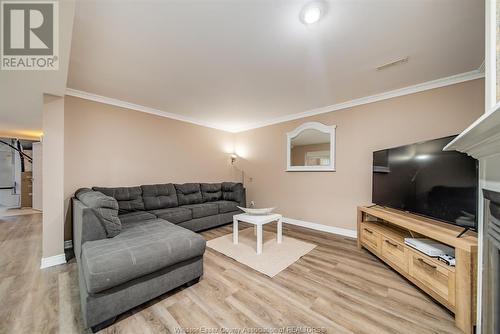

372,135,478,230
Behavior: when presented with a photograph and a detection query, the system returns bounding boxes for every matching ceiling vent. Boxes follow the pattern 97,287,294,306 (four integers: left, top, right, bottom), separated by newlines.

376,57,409,71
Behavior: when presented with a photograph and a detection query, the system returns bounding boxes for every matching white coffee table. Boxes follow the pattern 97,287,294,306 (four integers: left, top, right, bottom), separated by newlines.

233,213,283,254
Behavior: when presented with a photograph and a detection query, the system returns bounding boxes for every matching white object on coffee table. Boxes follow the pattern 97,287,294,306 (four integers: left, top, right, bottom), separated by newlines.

237,206,275,215
233,213,283,255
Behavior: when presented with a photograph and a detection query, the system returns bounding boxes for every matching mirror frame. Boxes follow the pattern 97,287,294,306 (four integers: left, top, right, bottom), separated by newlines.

286,122,336,172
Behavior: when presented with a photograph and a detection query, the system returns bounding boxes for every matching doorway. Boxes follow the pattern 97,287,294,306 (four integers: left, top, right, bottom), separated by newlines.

0,138,40,214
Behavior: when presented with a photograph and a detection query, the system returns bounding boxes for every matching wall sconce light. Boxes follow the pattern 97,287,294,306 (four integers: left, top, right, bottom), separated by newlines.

230,153,238,165
230,153,245,185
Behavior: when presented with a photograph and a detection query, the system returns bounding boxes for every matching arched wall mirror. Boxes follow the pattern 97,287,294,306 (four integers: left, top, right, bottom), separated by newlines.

286,122,336,171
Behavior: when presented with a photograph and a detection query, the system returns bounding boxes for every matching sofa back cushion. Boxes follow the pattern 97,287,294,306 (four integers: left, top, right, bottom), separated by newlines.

200,183,222,202
92,186,145,214
76,189,121,237
175,183,203,205
141,183,178,210
222,182,244,204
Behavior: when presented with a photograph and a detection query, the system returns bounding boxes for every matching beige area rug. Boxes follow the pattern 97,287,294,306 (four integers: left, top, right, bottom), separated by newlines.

207,227,316,277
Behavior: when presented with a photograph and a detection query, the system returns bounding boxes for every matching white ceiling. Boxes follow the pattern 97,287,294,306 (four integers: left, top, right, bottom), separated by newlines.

67,0,484,133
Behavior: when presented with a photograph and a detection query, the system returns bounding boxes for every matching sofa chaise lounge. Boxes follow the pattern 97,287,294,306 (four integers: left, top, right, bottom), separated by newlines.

73,182,245,331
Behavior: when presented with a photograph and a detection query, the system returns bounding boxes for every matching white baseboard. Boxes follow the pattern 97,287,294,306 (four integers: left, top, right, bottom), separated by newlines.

40,254,67,269
64,240,73,249
283,217,357,238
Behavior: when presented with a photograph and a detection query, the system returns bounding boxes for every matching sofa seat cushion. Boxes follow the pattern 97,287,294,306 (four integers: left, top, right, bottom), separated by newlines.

141,184,178,210
93,186,145,214
216,200,240,213
183,203,219,218
81,219,206,294
150,207,192,224
118,211,156,225
175,183,203,205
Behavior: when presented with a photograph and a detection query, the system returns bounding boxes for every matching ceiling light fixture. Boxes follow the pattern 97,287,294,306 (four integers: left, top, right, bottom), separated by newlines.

300,2,324,25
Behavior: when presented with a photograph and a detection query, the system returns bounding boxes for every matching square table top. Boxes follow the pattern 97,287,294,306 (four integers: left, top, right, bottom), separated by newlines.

234,213,282,225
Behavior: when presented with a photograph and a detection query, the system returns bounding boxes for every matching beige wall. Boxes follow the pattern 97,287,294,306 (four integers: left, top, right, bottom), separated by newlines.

60,79,484,241
63,96,240,239
234,79,485,231
42,95,65,258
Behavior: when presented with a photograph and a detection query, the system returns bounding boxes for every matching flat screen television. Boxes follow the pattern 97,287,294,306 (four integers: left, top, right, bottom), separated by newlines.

372,135,478,230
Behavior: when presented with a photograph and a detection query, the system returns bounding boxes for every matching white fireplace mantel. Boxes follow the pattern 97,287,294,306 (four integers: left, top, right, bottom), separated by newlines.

444,109,500,159
445,106,500,334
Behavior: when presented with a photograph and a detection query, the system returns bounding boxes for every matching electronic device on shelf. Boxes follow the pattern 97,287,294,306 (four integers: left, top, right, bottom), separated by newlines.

438,254,456,266
404,238,454,257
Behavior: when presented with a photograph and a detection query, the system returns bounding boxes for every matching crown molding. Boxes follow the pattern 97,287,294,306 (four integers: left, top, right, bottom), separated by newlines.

64,88,232,133
66,69,484,134
234,69,485,132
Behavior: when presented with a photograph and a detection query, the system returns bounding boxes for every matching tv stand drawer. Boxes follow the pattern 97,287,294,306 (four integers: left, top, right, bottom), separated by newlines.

381,237,408,272
360,223,381,253
408,250,455,307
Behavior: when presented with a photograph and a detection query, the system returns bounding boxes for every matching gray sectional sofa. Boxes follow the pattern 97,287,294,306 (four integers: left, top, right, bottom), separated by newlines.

72,182,245,331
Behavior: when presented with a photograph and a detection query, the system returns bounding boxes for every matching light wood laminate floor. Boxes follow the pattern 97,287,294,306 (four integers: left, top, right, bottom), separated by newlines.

0,213,461,334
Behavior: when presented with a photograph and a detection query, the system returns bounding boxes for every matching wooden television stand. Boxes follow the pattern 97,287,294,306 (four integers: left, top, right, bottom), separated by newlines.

357,205,477,334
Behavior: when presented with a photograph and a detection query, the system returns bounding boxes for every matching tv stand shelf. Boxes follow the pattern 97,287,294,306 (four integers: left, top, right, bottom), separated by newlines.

357,205,477,334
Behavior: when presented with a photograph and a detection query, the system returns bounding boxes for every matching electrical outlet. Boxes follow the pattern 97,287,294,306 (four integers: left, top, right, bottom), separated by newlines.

250,201,255,207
